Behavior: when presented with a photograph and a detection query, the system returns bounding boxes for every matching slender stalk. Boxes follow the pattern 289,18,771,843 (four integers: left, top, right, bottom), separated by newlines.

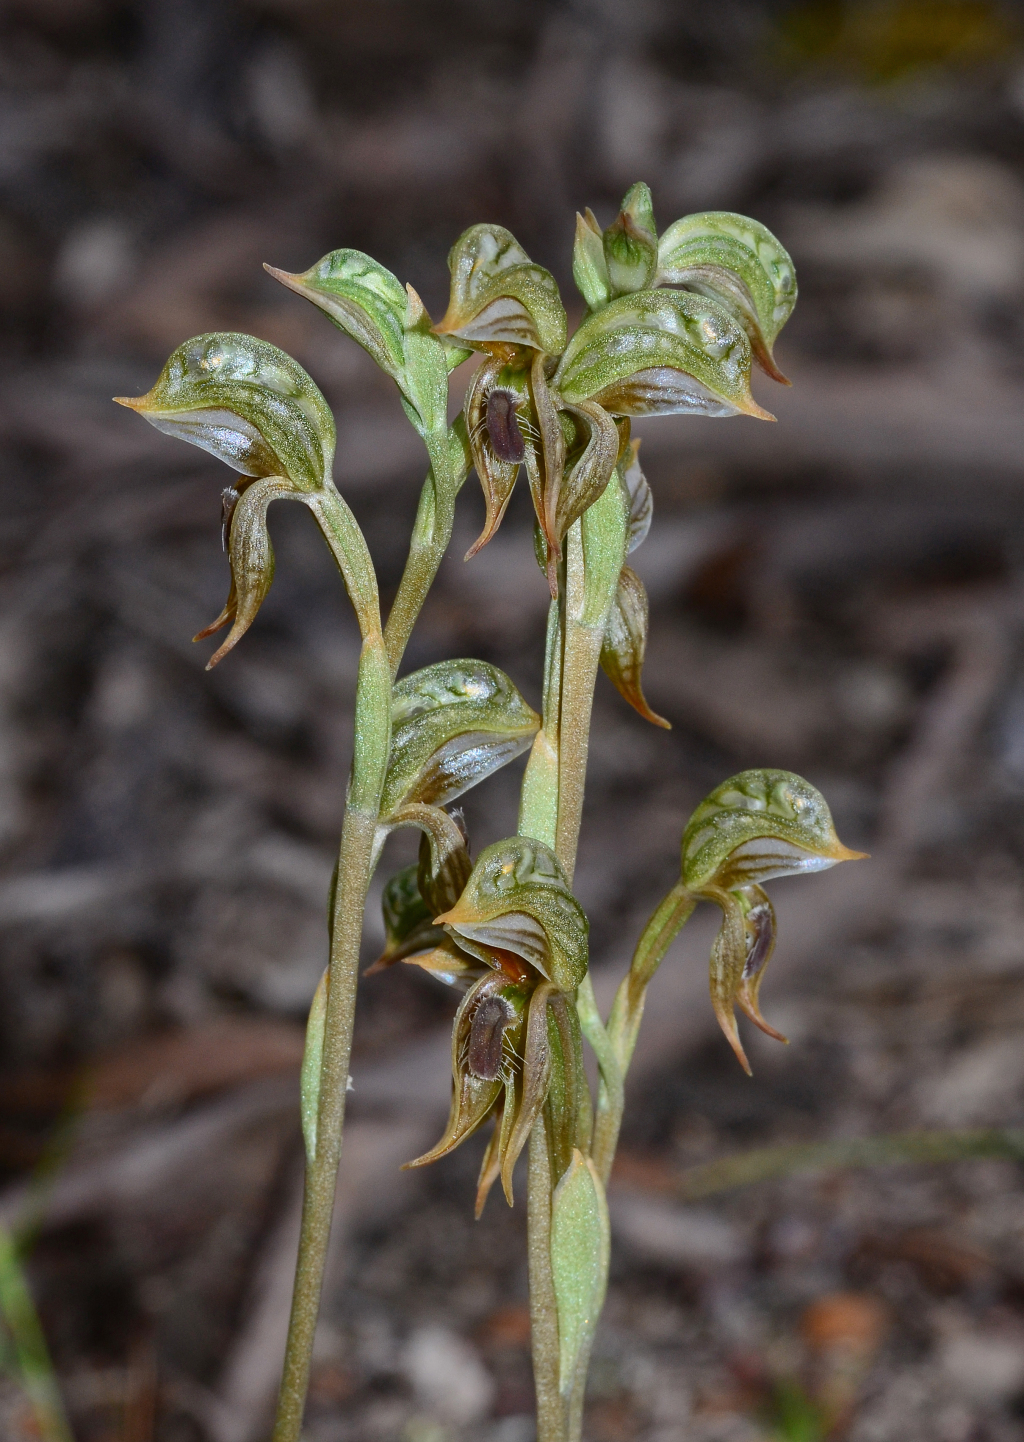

273,806,378,1442
272,487,391,1442
592,882,695,1184
520,577,568,1442
520,474,628,1442
0,1225,72,1442
383,421,470,678
528,1124,565,1442
555,480,628,881
519,593,563,848
554,521,602,882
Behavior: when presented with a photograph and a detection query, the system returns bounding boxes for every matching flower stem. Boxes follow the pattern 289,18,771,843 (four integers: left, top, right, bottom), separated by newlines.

383,422,470,679
519,594,563,848
272,488,391,1442
520,474,628,1442
528,1124,565,1442
555,479,628,882
272,804,379,1442
591,881,695,1184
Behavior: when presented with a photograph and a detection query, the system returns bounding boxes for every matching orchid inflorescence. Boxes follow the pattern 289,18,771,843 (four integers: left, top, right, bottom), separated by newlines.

116,182,863,1442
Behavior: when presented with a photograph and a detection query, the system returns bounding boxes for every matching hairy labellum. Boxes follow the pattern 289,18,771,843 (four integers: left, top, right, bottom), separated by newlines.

742,895,774,982
221,486,240,551
486,388,526,463
468,993,515,1079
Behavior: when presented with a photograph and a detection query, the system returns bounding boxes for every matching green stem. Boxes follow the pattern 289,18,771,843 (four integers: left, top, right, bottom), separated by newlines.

383,421,470,679
528,1124,566,1442
554,523,601,883
555,479,628,883
272,488,391,1442
592,882,695,1185
519,594,563,848
0,1226,72,1442
520,473,628,1442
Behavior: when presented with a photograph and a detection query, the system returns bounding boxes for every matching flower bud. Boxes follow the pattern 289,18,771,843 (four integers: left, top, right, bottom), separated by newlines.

551,1149,610,1394
572,209,611,311
600,564,669,728
193,475,293,668
381,661,540,817
434,224,567,358
553,290,774,421
602,182,658,297
436,836,588,992
656,212,797,383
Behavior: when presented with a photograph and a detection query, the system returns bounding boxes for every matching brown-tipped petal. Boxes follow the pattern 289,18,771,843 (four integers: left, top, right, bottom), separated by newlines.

733,887,788,1044
404,979,504,1166
751,334,791,386
400,945,486,990
528,351,565,596
205,621,250,670
403,1072,502,1169
262,263,303,298
707,891,753,1075
465,488,517,560
475,1110,504,1219
736,991,788,1044
600,565,670,729
737,394,776,421
554,400,620,545
710,941,752,1075
404,975,523,1169
200,476,292,669
500,981,555,1204
192,586,236,643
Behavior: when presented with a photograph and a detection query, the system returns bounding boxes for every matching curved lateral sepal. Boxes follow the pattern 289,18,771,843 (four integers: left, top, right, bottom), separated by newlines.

403,977,508,1169
600,564,669,728
499,981,557,1204
733,885,787,1043
199,477,297,668
555,400,621,546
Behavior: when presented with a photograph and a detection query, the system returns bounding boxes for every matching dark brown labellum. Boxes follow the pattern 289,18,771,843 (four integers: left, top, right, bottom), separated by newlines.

486,389,526,464
468,993,514,1080
221,486,240,551
742,901,773,981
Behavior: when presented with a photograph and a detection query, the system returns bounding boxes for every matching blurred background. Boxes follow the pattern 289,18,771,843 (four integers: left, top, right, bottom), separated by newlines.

3,1,1024,1438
